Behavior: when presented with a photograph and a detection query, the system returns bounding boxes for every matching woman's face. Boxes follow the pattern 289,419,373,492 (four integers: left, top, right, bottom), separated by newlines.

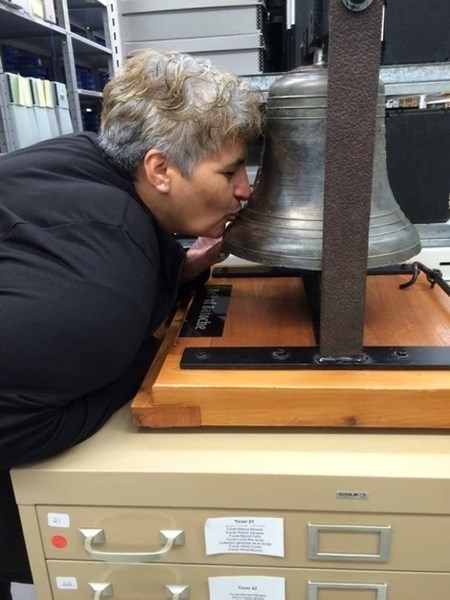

167,141,252,238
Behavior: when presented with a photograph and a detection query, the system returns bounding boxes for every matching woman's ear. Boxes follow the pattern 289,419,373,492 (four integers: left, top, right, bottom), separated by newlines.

143,149,170,193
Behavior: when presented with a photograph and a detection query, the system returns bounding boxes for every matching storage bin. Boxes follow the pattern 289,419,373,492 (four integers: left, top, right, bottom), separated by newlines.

124,33,266,75
119,0,266,41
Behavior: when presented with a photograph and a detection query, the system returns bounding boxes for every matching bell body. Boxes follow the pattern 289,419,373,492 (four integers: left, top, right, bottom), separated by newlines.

223,64,421,270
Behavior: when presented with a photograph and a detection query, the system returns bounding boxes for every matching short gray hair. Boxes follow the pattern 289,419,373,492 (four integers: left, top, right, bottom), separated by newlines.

98,50,263,178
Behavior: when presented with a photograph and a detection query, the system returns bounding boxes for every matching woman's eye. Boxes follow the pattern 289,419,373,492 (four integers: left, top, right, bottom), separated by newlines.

223,171,235,179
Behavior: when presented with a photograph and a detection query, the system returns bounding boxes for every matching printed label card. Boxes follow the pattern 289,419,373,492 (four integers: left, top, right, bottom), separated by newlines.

205,516,284,557
208,576,285,600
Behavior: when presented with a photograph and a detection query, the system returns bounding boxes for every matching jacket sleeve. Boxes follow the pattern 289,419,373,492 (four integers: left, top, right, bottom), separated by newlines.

0,336,160,469
177,267,211,300
0,222,162,469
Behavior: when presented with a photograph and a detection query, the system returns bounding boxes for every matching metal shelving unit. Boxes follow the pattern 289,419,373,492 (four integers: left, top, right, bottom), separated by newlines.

0,0,122,151
242,63,450,100
118,0,269,76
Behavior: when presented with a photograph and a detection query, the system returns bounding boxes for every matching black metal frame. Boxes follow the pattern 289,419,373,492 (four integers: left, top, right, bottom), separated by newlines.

180,264,449,370
181,345,450,370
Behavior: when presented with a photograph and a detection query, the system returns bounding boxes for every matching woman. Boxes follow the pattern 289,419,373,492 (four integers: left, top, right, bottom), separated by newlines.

0,49,262,598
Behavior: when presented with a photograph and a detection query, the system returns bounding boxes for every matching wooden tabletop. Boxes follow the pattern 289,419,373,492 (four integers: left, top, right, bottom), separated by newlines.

131,274,450,429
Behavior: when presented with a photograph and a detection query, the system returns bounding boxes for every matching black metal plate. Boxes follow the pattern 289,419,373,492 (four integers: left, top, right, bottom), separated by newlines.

179,285,232,337
212,264,415,278
181,346,450,370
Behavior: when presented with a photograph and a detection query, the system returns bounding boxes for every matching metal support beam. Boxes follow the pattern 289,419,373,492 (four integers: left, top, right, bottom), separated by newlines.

319,0,384,359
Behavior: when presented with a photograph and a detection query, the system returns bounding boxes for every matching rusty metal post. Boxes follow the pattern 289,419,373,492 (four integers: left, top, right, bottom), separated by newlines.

319,0,384,360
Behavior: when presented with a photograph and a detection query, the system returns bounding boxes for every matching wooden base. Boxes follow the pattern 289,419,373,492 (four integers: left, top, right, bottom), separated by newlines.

130,274,450,429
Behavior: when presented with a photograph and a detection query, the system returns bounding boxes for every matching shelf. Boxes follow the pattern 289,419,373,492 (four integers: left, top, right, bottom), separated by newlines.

381,63,450,96
0,4,65,38
0,5,112,66
0,4,65,56
71,32,110,54
416,223,450,248
67,0,107,8
243,63,450,98
69,6,108,34
71,32,111,68
78,88,103,97
0,0,118,146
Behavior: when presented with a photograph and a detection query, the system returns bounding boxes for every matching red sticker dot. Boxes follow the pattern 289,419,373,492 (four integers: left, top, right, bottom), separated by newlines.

51,535,67,548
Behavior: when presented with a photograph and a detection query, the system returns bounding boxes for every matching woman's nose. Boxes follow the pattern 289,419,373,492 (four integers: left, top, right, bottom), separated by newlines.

234,168,252,201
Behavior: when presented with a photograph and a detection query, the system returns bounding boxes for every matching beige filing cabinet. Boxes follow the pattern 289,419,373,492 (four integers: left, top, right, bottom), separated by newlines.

11,404,450,600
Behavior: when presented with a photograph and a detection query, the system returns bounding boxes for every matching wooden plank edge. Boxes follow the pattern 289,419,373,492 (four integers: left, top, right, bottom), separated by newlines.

130,306,188,427
142,388,450,429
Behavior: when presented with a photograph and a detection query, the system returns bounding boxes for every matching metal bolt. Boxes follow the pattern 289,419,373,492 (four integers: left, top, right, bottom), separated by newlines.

272,348,290,361
393,349,409,360
342,0,374,12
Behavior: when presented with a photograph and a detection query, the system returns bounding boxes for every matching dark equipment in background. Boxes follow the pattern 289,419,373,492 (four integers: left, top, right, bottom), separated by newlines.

279,0,450,225
386,109,450,225
291,0,450,66
381,0,450,65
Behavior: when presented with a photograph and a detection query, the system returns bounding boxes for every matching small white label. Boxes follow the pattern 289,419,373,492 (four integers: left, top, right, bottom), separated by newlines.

209,576,285,600
205,517,284,557
47,512,71,528
56,577,78,590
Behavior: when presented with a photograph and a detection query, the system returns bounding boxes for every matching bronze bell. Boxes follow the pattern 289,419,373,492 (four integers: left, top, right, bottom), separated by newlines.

223,63,422,270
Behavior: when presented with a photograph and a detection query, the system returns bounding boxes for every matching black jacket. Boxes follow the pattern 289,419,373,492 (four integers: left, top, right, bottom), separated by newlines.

0,133,187,468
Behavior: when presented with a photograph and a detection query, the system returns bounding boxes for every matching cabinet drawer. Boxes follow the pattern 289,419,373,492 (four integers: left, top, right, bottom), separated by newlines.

47,561,450,600
37,505,450,571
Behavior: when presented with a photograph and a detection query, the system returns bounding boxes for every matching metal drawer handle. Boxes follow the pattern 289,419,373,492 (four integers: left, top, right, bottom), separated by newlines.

79,528,185,563
308,581,387,600
166,585,190,599
88,583,112,599
308,523,391,562
87,582,189,599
